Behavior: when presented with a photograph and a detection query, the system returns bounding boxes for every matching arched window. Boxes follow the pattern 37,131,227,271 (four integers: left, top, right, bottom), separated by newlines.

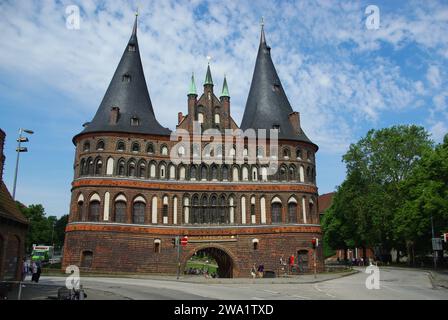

96,140,105,151
138,161,146,178
106,157,114,175
94,158,102,175
289,165,296,181
198,112,204,124
114,201,127,223
296,148,302,159
232,167,239,181
128,160,136,177
183,197,190,224
261,167,268,181
133,202,145,224
242,166,249,181
89,201,101,222
306,167,311,181
149,162,156,178
214,113,220,124
192,195,200,224
288,202,297,223
132,142,140,152
159,163,166,179
309,198,315,220
283,148,290,159
250,196,256,223
83,141,90,152
77,201,84,221
222,165,229,181
252,167,258,181
200,164,208,181
190,165,197,180
161,145,169,156
117,141,125,152
201,195,208,224
169,164,176,179
147,143,154,154
299,166,305,183
117,159,126,176
162,196,169,224
211,165,218,180
80,159,86,176
257,146,264,158
210,195,218,223
271,198,282,224
219,195,227,224
179,165,186,180
87,158,94,176
279,166,287,181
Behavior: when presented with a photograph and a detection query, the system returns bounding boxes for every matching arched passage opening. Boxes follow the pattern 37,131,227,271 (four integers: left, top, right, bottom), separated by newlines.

184,246,235,278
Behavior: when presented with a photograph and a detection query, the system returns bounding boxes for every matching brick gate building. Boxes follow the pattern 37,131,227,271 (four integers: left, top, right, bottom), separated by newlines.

62,16,322,277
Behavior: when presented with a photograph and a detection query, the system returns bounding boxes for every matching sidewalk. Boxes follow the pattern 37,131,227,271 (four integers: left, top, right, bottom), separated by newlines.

44,268,359,285
428,270,448,289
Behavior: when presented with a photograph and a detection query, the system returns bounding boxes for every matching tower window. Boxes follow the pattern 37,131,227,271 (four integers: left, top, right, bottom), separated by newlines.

128,44,136,52
122,74,131,82
132,142,140,152
131,117,139,126
117,141,125,152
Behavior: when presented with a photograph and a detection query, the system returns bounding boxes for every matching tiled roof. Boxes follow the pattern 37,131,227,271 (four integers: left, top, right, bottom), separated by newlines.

0,181,29,225
318,192,335,214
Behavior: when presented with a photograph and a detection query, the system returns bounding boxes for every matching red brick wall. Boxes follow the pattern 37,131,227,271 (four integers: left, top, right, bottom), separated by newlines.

62,223,323,277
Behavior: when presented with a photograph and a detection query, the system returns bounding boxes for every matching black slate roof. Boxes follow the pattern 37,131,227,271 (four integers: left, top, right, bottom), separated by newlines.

240,26,315,145
77,16,171,139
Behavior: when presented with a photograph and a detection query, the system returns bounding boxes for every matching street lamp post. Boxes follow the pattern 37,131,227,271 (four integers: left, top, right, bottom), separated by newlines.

12,128,33,200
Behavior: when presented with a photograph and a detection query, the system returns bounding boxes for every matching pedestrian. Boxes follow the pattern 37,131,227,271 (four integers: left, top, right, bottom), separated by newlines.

31,261,38,282
35,260,42,283
257,264,264,278
250,264,257,278
21,258,27,282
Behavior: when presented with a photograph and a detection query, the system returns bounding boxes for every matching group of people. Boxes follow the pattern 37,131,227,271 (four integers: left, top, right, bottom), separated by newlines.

250,264,264,278
21,258,42,283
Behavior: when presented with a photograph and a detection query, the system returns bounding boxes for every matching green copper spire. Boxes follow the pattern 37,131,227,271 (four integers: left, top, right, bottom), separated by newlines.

188,73,197,95
204,63,213,86
221,75,230,98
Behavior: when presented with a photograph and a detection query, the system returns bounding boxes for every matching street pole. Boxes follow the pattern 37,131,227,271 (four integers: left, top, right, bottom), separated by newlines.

12,128,33,200
314,249,317,279
176,236,181,280
12,129,23,200
431,215,437,269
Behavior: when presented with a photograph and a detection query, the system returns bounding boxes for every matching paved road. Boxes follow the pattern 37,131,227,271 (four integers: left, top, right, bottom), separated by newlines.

36,267,448,300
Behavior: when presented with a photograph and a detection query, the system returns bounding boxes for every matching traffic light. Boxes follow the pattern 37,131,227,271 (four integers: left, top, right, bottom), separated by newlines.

311,238,319,249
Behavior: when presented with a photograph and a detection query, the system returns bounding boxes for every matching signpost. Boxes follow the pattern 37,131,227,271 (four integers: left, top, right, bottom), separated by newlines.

176,236,188,280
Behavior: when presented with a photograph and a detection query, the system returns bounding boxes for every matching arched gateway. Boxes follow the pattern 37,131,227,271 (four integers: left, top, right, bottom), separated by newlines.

184,245,237,278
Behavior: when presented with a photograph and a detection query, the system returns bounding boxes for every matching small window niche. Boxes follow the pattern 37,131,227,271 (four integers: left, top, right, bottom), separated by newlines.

122,74,131,82
131,116,140,127
128,44,136,52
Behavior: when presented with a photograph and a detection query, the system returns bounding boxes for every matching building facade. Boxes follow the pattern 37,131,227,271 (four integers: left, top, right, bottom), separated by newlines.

0,129,29,283
62,17,322,277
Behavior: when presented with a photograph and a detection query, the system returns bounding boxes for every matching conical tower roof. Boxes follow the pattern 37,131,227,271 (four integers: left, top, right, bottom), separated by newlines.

78,15,170,138
204,64,213,86
221,75,230,98
240,23,313,144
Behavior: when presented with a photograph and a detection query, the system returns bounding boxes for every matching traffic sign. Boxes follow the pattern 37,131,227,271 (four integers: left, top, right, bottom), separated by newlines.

181,236,188,246
432,238,443,251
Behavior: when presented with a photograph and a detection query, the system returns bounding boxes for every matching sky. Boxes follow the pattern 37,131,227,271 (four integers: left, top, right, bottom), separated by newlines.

0,0,447,218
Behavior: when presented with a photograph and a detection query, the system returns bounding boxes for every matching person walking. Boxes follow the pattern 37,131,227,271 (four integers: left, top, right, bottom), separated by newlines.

31,261,38,282
21,258,27,282
35,260,42,283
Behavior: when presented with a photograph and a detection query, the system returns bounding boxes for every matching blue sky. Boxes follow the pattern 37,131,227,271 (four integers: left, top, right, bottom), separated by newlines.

0,0,447,217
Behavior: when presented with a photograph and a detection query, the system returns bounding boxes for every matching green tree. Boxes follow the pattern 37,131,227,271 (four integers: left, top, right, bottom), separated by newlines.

323,125,433,262
394,134,448,264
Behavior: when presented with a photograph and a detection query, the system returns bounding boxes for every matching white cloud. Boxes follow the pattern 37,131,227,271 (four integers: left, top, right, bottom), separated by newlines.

426,65,442,88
